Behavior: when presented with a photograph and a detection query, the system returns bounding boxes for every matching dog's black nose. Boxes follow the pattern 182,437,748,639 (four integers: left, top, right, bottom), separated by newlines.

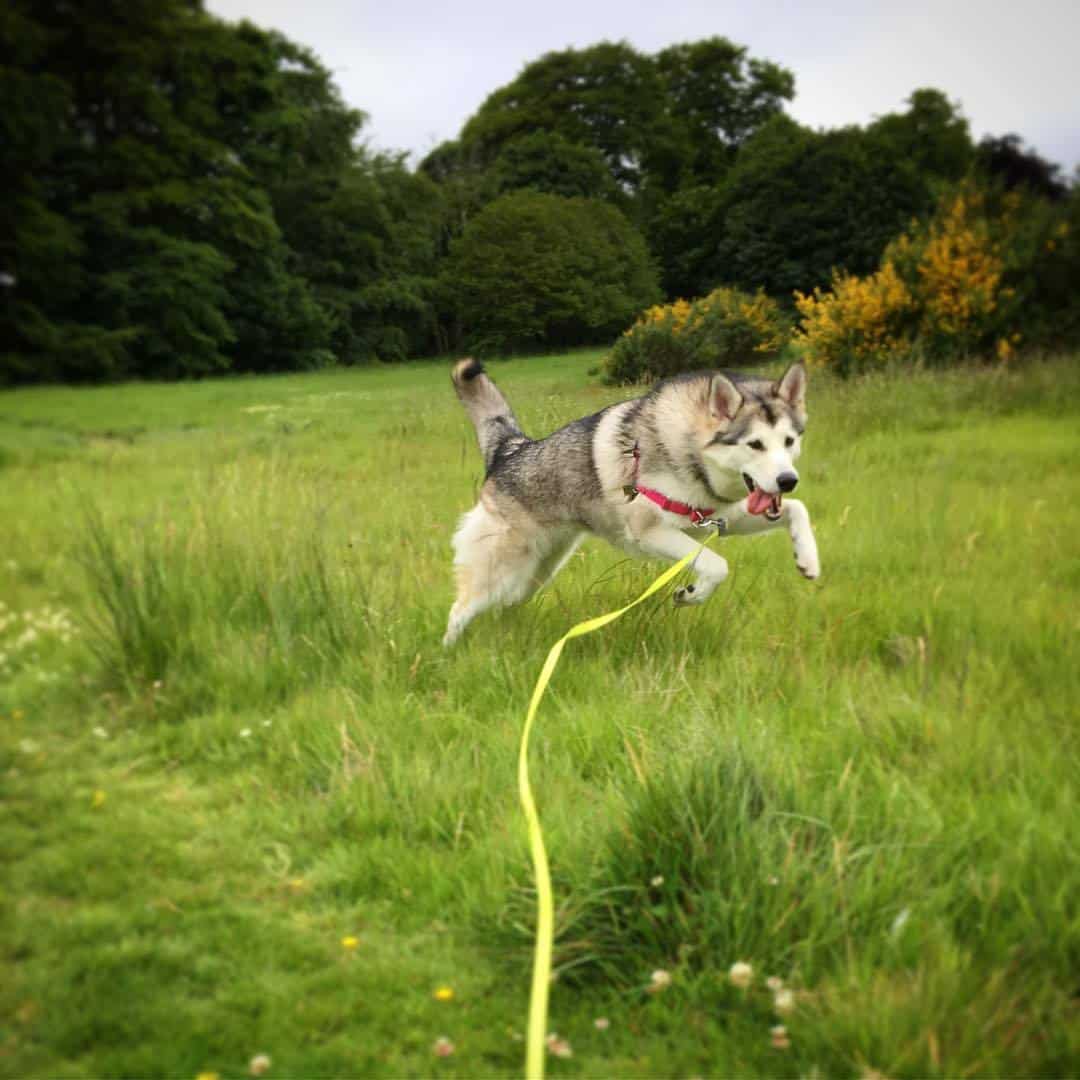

777,471,799,493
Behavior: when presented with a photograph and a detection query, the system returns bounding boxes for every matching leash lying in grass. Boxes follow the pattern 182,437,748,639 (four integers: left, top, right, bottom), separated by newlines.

517,534,716,1079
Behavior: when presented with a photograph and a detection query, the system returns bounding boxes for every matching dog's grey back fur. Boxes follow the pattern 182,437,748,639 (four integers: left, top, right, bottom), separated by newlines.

452,361,804,525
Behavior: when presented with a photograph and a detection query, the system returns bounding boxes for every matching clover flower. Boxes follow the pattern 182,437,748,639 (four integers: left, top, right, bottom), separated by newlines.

249,1053,272,1076
728,961,753,989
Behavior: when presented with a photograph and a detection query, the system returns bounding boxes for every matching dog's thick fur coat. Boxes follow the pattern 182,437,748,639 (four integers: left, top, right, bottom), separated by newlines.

444,359,819,645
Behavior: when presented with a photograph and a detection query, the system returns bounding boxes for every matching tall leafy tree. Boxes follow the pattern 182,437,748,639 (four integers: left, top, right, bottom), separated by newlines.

652,38,794,188
458,42,665,194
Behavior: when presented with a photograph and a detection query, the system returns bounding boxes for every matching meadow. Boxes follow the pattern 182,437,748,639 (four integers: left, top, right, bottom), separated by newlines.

1,350,1078,1079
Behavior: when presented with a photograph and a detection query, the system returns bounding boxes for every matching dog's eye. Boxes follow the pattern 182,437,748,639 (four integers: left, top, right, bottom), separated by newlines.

747,439,765,451
785,436,795,447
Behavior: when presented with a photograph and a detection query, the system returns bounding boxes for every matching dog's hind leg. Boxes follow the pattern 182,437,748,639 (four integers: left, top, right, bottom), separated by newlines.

443,503,552,646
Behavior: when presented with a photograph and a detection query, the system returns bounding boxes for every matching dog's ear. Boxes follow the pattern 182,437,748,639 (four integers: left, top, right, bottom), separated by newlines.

709,373,743,422
774,362,806,412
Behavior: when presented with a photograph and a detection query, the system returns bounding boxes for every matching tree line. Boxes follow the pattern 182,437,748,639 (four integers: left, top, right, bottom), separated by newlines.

2,0,1073,382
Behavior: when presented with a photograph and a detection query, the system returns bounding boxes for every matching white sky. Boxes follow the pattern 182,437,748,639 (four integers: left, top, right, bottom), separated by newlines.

206,0,1080,177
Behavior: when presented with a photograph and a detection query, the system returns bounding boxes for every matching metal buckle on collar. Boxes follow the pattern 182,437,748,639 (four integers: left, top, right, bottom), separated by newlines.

691,514,727,533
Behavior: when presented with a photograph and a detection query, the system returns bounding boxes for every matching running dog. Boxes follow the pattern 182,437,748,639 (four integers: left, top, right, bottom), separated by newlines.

444,359,819,645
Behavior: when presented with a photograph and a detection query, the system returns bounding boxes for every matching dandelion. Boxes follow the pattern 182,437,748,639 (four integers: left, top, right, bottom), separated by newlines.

773,988,796,1016
432,1036,455,1058
433,986,454,1002
594,1017,610,1030
341,935,359,950
196,1073,220,1080
91,790,107,808
728,961,753,989
249,1053,272,1076
770,1024,791,1050
647,969,672,993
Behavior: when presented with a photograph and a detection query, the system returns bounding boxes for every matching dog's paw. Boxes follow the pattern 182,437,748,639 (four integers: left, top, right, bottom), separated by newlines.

674,585,704,606
795,552,820,580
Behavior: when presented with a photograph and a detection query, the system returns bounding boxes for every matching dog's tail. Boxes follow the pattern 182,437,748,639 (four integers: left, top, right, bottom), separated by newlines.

451,358,526,471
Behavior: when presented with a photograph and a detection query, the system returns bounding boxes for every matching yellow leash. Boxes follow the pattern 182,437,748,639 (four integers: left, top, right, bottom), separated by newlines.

517,534,715,1079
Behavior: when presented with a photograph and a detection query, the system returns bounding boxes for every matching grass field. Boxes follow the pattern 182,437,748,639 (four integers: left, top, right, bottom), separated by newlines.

2,351,1079,1079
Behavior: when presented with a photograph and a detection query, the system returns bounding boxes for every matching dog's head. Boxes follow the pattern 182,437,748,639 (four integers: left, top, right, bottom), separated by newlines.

704,363,807,520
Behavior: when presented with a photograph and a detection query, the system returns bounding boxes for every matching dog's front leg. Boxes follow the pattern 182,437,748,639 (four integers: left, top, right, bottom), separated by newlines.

723,499,820,580
633,526,730,605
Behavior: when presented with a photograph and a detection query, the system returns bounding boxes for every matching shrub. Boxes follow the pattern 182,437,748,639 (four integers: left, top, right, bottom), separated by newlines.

444,191,660,356
794,261,915,377
794,183,1080,373
604,286,789,384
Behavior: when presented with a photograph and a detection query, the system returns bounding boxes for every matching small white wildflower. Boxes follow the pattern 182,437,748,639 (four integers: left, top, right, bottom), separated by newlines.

650,874,665,887
18,739,39,754
773,988,795,1016
248,1053,272,1076
594,1017,610,1030
93,727,109,739
432,1036,454,1058
728,961,753,989
239,728,252,738
770,1024,790,1049
545,1033,573,1058
766,976,784,992
647,969,672,993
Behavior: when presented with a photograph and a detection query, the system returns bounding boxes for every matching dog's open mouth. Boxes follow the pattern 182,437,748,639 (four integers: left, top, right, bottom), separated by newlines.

743,474,783,521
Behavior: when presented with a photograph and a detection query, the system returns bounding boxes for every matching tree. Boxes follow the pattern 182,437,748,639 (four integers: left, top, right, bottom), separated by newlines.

653,38,794,188
443,191,660,355
709,116,934,299
487,131,620,203
868,88,973,182
977,134,1068,201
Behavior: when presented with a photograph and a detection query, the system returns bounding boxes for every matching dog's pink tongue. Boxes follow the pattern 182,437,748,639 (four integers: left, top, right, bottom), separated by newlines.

747,488,774,515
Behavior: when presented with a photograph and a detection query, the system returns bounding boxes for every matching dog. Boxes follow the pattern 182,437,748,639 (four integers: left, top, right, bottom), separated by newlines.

443,358,820,645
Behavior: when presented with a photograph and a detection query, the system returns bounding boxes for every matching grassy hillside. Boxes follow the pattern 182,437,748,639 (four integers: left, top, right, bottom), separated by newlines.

2,352,1078,1078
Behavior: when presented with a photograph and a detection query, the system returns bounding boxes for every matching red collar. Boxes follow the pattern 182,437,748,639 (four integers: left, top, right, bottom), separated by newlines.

628,443,717,526
634,483,716,525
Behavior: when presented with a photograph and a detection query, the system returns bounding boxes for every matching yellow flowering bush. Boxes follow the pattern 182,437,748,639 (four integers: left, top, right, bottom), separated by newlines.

604,287,790,384
794,261,914,376
795,184,1043,373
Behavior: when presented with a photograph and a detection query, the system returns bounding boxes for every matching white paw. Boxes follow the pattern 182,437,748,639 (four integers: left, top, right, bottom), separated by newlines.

795,549,820,579
674,585,705,606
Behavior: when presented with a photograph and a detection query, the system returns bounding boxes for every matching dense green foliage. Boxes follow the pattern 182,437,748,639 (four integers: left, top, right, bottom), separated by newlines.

1,0,439,381
443,191,660,355
3,5,1075,382
2,353,1079,1075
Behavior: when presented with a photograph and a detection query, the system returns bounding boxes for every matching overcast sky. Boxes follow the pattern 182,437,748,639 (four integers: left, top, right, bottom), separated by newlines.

206,0,1080,177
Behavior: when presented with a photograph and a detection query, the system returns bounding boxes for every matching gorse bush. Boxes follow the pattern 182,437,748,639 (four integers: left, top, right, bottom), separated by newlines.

604,286,790,383
795,182,1080,374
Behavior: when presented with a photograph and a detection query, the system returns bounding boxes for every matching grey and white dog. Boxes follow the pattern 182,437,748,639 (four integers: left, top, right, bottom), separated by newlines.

444,358,820,645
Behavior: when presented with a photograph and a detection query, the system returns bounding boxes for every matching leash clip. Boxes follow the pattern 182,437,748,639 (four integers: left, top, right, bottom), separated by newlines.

692,515,727,534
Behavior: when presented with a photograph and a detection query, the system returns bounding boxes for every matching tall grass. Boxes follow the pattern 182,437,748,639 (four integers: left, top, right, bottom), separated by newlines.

1,352,1078,1078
